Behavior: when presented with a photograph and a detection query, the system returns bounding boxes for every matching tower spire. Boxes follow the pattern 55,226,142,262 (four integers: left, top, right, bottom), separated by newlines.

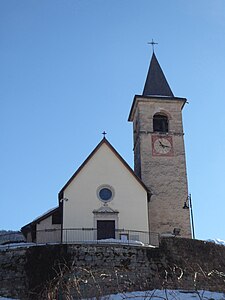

143,52,174,97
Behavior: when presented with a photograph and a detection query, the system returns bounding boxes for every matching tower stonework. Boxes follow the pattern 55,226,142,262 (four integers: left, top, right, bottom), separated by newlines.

128,53,192,238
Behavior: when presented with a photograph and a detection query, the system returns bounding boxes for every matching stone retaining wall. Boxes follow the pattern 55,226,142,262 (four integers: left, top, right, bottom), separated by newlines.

0,238,225,299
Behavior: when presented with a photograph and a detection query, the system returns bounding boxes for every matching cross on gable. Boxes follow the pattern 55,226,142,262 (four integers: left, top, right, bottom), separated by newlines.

102,131,107,138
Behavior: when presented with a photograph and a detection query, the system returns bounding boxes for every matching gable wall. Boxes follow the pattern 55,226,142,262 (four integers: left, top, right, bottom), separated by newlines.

62,143,148,237
36,216,61,243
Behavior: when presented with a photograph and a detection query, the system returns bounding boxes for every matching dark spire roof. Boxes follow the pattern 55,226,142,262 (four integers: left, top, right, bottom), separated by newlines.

143,52,174,97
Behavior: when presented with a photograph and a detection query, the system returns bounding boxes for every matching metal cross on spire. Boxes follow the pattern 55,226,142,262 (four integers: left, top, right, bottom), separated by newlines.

102,131,107,138
148,39,158,53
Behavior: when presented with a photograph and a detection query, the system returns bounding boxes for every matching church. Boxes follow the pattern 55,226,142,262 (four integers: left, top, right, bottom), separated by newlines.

21,51,192,245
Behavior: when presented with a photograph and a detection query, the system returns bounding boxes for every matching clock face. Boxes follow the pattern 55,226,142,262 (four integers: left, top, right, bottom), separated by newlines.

152,136,173,156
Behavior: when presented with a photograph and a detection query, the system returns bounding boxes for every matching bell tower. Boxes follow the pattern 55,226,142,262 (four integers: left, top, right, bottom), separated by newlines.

128,52,192,238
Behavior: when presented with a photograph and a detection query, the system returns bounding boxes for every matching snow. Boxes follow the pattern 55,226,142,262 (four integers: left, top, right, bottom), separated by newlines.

2,290,225,300
0,238,153,251
1,237,225,251
32,206,58,222
0,298,19,300
93,289,225,299
80,238,154,247
207,238,225,246
0,242,36,251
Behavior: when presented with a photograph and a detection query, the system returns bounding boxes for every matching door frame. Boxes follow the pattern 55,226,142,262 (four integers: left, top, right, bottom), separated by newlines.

93,210,119,240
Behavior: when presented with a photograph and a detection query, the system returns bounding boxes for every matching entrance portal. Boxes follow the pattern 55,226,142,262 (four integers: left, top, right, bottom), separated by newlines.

97,220,115,240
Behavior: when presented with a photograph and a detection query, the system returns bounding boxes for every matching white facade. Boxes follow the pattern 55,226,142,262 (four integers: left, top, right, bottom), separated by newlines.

61,140,149,244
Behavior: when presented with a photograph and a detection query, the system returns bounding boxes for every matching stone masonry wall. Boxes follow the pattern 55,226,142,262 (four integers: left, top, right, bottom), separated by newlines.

1,238,225,299
0,247,28,299
132,98,192,238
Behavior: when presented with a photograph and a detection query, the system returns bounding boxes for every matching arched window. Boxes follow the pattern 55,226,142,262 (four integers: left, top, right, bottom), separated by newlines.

153,114,168,133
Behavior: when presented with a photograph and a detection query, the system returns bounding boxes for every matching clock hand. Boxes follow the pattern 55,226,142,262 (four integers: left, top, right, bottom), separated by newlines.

159,140,170,148
159,141,165,148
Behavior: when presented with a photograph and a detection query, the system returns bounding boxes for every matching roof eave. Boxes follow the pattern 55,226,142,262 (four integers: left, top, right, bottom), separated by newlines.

21,207,60,231
128,94,187,121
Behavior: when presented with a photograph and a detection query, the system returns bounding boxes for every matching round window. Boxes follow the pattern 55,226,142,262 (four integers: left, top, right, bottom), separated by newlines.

97,186,114,202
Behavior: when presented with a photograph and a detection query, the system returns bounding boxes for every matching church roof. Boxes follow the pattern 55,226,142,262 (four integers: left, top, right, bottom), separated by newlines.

143,52,174,97
58,138,151,200
21,206,60,232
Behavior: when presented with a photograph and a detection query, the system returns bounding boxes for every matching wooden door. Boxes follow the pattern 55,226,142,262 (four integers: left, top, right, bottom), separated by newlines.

97,220,115,240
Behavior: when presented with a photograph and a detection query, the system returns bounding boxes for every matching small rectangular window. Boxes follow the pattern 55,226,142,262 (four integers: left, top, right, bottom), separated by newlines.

52,210,61,224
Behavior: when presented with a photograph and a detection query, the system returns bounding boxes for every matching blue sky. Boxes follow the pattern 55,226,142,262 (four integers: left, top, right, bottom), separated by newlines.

1,0,225,241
